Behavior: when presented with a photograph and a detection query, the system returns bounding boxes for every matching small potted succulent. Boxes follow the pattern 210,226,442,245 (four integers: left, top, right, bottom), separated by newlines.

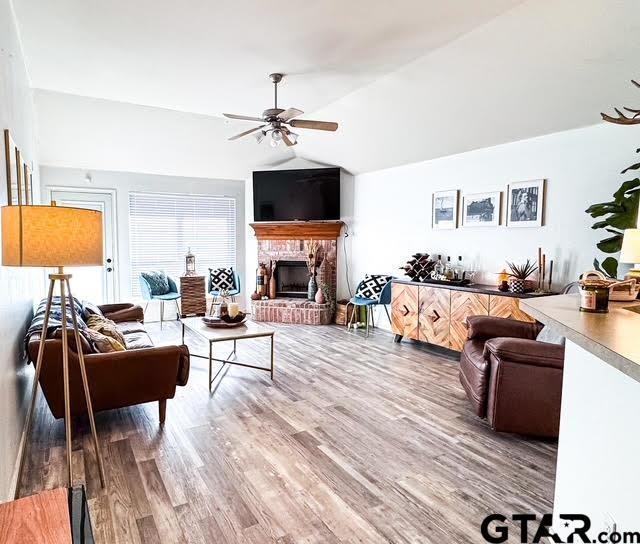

506,260,537,293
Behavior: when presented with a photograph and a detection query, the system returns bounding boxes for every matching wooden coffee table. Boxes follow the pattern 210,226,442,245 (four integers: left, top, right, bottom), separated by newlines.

181,317,275,391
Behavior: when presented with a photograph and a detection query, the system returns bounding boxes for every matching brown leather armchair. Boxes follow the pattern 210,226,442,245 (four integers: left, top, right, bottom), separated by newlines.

459,316,564,438
27,303,189,424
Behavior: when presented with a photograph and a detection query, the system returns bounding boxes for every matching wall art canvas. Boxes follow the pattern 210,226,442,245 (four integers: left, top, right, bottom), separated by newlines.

432,189,459,230
462,191,501,227
506,179,545,228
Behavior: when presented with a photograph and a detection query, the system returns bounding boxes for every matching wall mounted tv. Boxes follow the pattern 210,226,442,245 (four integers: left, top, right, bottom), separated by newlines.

253,167,340,222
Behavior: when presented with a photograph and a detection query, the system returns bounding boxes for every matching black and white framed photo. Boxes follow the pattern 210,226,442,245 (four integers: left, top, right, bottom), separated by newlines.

432,189,459,230
462,191,501,227
506,179,545,228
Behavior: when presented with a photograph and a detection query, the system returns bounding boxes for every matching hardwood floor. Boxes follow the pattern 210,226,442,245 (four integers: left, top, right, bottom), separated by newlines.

18,322,557,543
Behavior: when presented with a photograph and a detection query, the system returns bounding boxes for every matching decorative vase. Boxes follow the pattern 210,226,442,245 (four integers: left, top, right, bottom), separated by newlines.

307,275,317,300
315,287,326,304
508,278,526,293
269,260,277,299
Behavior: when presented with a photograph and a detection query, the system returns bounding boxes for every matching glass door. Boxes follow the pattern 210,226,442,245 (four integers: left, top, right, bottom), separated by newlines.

49,190,117,304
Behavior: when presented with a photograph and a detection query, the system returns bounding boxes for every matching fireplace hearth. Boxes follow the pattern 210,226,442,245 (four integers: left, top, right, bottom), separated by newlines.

275,261,308,298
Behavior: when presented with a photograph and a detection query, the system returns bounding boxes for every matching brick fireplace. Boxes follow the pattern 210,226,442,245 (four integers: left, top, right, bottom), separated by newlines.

250,221,343,325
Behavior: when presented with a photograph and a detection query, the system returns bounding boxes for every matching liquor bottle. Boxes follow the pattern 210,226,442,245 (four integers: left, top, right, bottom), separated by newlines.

445,257,454,280
455,256,464,280
435,255,444,276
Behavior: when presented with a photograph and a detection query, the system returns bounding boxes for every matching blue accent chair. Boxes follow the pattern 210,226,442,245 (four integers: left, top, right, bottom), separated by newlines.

346,279,393,337
139,274,181,329
208,269,241,298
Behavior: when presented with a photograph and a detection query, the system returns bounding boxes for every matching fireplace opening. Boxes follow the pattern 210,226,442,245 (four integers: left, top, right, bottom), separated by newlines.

275,261,309,298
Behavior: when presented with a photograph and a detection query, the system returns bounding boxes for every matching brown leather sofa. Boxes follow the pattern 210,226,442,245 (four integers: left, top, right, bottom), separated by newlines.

459,315,564,438
27,303,189,424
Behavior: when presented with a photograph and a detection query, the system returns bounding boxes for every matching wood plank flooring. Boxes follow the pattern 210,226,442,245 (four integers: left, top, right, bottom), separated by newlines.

18,322,557,543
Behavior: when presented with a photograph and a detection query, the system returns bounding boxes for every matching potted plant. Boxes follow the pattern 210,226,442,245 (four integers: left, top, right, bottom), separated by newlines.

506,260,537,293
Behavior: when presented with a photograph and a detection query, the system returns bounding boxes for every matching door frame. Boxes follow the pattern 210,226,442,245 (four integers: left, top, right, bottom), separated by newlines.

46,186,120,302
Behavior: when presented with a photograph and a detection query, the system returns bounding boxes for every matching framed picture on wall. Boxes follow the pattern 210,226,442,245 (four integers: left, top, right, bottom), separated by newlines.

4,129,22,205
432,189,459,230
506,179,545,227
462,191,501,227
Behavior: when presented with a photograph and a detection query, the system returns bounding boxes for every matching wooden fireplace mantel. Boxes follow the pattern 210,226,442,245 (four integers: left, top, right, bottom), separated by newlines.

250,221,344,240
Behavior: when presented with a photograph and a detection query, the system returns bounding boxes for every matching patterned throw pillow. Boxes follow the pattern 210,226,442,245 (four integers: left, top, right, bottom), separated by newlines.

141,271,170,295
355,274,393,301
86,315,127,347
209,267,236,291
84,328,125,353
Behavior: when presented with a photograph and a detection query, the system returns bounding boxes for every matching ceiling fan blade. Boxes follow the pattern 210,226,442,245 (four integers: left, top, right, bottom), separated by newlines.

279,108,304,122
289,119,338,131
281,132,297,147
223,113,264,122
228,125,265,141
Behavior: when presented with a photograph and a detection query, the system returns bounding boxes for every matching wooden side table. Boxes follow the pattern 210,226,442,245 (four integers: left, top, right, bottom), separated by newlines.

180,275,206,317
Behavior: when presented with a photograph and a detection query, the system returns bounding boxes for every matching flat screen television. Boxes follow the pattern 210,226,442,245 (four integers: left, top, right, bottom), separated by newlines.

253,167,340,221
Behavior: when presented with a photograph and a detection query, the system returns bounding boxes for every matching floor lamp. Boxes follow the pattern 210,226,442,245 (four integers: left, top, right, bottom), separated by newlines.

2,203,107,498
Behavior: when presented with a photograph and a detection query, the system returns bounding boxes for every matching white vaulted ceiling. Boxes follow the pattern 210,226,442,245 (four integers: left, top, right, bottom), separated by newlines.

12,0,640,177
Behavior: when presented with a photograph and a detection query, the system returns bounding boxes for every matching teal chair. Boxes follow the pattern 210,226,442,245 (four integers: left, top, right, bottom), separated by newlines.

208,268,241,300
139,274,181,329
346,280,393,337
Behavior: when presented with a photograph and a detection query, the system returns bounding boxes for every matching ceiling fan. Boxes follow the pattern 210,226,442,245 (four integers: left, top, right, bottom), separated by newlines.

224,73,338,147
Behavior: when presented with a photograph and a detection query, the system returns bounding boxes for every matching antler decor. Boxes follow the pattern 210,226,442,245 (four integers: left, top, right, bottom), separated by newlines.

601,80,640,125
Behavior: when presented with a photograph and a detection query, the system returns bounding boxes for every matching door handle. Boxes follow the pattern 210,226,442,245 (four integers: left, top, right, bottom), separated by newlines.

402,304,409,317
430,309,440,322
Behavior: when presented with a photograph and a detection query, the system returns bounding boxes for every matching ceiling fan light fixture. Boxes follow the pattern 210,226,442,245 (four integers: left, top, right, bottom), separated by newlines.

255,130,266,143
288,131,299,144
269,136,280,147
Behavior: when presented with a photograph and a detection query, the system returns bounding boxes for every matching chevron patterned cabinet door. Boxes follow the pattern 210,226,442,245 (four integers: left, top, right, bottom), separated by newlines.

391,283,420,340
418,287,451,348
449,291,490,351
488,295,535,323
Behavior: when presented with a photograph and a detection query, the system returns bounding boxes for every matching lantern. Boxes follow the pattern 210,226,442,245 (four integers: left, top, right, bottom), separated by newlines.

185,247,196,276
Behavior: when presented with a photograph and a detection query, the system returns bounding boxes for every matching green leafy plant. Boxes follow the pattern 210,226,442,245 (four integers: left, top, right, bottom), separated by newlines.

585,149,640,278
506,260,537,280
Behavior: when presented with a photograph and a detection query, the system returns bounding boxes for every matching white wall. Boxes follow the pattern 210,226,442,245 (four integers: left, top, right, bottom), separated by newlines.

34,90,294,181
0,0,41,500
349,122,640,329
40,166,245,319
553,341,640,537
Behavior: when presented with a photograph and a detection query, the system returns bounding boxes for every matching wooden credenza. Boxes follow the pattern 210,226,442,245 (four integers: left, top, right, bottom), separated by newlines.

391,280,537,352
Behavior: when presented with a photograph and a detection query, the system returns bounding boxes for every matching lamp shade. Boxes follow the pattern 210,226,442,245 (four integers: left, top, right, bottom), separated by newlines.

2,205,103,267
619,228,640,264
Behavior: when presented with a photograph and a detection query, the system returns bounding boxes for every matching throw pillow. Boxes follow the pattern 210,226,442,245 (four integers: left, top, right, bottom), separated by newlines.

84,328,125,353
81,300,104,321
141,271,170,295
209,267,236,291
536,325,566,346
86,315,127,347
355,274,393,301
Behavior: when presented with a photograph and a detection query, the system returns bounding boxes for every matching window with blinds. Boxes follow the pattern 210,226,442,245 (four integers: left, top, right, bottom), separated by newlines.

129,191,236,297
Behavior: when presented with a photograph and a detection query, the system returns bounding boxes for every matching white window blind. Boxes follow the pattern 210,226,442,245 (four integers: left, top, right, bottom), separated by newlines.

129,191,236,297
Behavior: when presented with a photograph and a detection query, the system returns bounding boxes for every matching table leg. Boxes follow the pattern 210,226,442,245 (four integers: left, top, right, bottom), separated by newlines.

233,339,236,356
209,341,213,392
181,322,185,344
270,334,274,380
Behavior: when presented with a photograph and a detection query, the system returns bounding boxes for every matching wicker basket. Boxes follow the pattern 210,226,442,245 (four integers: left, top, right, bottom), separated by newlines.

180,275,206,317
334,300,358,325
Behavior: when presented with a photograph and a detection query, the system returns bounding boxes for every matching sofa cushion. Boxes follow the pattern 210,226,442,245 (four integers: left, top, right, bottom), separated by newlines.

123,331,155,350
141,271,170,295
116,321,147,335
81,300,104,321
